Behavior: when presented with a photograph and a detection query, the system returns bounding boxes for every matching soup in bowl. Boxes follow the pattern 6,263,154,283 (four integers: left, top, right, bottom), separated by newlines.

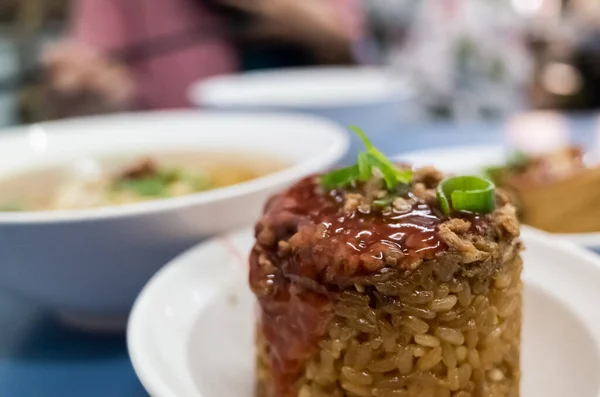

0,111,347,330
0,152,286,212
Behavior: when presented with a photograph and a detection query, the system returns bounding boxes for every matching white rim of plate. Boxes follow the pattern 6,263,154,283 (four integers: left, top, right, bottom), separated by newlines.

128,230,250,397
127,227,600,397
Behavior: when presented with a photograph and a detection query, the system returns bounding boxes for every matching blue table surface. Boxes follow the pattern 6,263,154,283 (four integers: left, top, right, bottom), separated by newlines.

1,113,598,397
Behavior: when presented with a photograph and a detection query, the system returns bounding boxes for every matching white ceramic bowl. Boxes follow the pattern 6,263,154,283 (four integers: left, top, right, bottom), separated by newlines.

0,110,348,330
128,227,600,397
190,67,414,164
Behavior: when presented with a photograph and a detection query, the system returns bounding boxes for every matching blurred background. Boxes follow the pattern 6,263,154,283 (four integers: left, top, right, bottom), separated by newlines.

1,0,600,126
3,1,600,396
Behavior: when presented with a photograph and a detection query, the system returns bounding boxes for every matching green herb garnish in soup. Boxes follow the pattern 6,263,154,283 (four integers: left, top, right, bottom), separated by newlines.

0,151,286,212
112,160,210,198
114,177,169,197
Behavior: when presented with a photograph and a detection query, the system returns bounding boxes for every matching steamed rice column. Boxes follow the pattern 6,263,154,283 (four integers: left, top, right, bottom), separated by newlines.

249,167,522,397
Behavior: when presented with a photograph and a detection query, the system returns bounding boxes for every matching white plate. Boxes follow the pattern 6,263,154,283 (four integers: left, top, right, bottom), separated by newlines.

129,227,600,397
396,145,600,248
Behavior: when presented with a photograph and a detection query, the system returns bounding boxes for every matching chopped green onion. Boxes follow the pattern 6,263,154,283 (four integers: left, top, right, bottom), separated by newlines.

394,182,411,196
357,152,371,182
352,125,412,183
157,168,184,184
373,197,393,208
115,177,168,197
321,164,359,189
114,166,212,197
437,176,496,215
350,125,375,150
321,126,413,191
366,153,400,190
395,168,413,185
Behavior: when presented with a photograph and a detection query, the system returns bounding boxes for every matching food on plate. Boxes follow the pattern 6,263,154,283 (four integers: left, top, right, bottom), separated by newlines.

485,146,600,233
250,127,523,397
0,151,285,211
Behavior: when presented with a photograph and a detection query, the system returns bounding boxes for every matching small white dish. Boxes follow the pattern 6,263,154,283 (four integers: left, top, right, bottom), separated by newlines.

190,67,410,109
396,145,600,249
190,67,415,164
128,227,600,397
0,110,347,330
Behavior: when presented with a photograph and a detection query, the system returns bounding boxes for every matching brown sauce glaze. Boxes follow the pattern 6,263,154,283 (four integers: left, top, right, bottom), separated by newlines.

250,247,333,397
262,176,449,283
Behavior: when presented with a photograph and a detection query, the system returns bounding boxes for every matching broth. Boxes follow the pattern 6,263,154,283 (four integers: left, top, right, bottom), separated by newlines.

0,150,287,212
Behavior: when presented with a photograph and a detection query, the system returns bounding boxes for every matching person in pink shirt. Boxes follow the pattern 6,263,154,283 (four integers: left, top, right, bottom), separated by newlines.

42,0,363,117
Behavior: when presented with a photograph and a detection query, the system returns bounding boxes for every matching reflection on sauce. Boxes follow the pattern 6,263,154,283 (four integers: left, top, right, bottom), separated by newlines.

265,176,447,280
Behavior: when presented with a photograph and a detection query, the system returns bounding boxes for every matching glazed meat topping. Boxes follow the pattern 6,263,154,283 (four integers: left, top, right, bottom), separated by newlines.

249,167,520,397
